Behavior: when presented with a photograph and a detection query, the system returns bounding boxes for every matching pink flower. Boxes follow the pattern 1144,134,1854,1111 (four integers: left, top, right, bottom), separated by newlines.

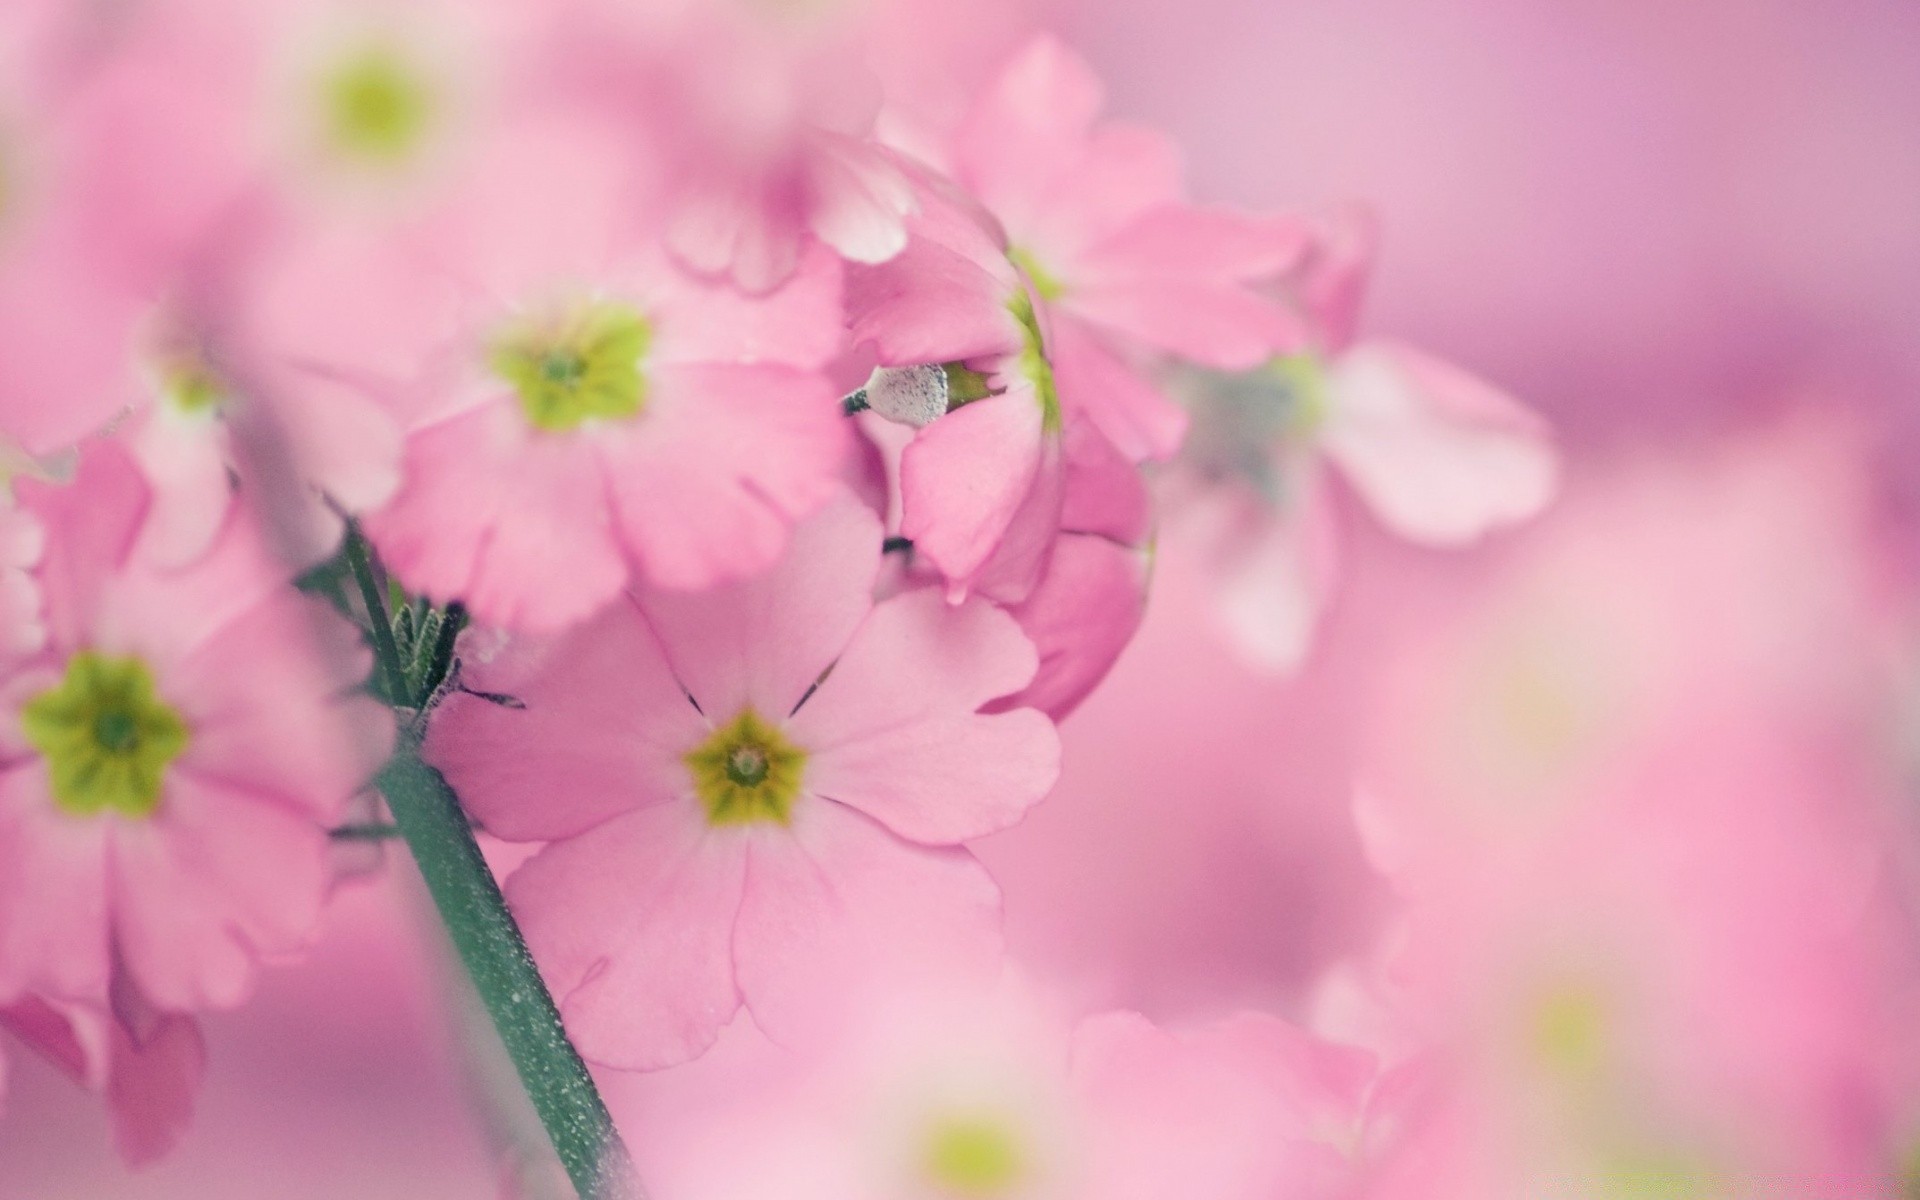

605,983,1375,1200
946,34,1308,464
0,3,242,457
358,117,851,633
426,494,1060,1069
551,0,915,291
846,177,1069,603
0,441,389,1011
1171,207,1558,671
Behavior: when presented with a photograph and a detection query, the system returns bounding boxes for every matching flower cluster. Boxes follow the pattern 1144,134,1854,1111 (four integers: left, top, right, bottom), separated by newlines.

49,3,1903,1198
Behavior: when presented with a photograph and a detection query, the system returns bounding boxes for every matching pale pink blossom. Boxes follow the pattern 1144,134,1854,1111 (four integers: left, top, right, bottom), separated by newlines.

359,116,851,632
426,494,1060,1069
945,34,1308,464
846,176,1070,604
606,981,1375,1200
551,0,915,291
0,441,389,1011
1171,207,1557,671
0,4,242,457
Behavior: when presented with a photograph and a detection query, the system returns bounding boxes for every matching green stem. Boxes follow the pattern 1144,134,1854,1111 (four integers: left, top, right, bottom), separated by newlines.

344,526,410,705
346,531,641,1200
377,748,641,1200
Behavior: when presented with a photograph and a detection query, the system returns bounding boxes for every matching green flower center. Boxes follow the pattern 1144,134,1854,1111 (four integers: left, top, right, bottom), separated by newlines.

320,45,435,165
1008,288,1061,434
685,708,806,827
21,652,189,819
491,302,652,433
1008,246,1067,304
922,1114,1027,1197
158,352,228,416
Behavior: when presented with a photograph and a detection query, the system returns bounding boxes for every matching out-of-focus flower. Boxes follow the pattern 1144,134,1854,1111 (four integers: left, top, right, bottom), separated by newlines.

552,0,915,292
427,495,1060,1069
1171,207,1557,671
1350,732,1915,1200
946,34,1306,465
611,982,1375,1200
0,442,388,1012
362,117,850,633
1334,421,1919,1198
848,175,1068,604
0,2,244,458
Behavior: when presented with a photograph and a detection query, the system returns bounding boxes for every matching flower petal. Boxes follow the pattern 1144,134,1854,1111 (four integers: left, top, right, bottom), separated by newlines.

609,364,849,595
429,599,706,843
1321,340,1558,545
508,802,748,1071
733,801,1002,1048
0,762,111,1000
112,772,334,1011
792,588,1057,844
366,405,629,635
634,490,881,726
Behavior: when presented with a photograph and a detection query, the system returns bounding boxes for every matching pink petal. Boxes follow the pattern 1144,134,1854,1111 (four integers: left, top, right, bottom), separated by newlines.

1082,207,1311,283
992,534,1149,721
167,594,386,824
101,981,206,1168
634,490,881,721
111,772,334,1011
898,389,1048,588
958,438,1067,607
805,135,915,266
954,34,1106,235
653,241,846,371
124,409,235,569
0,763,110,1001
428,598,707,843
608,363,849,595
1321,341,1559,545
1060,416,1152,546
846,224,1024,368
1020,123,1185,264
1206,470,1342,672
790,588,1056,844
508,802,748,1071
732,801,1002,1048
1295,204,1380,354
1067,278,1304,370
1048,315,1189,463
1071,1011,1374,1200
365,405,630,635
14,441,151,651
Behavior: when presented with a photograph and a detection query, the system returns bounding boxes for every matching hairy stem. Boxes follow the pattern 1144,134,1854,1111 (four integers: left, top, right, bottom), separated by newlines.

347,533,641,1200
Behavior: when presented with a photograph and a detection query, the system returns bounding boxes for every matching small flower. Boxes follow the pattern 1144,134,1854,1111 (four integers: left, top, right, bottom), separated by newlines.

945,34,1309,464
427,493,1060,1068
359,117,852,633
1172,207,1558,671
0,441,389,1010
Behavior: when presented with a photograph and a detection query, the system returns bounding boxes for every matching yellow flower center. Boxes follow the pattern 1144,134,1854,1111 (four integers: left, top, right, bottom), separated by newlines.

685,708,806,827
22,652,188,819
491,302,652,433
922,1113,1028,1197
318,44,436,166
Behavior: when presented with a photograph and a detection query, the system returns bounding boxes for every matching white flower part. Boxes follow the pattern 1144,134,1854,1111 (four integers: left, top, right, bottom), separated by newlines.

863,364,949,429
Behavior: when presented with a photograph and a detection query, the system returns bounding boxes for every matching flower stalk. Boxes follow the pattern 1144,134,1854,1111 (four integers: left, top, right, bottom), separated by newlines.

347,529,642,1200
